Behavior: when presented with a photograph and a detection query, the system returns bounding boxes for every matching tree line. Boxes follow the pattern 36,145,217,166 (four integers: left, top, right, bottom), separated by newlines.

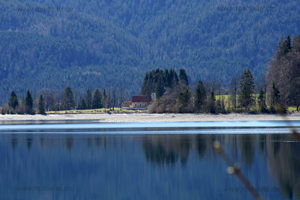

1,85,128,115
143,44,297,114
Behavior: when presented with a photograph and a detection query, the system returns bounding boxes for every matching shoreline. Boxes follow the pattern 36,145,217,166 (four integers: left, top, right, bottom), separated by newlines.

0,113,300,123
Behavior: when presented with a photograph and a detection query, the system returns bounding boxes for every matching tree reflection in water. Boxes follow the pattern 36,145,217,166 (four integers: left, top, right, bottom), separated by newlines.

240,135,256,168
266,134,300,199
26,137,33,151
11,137,18,150
64,137,74,153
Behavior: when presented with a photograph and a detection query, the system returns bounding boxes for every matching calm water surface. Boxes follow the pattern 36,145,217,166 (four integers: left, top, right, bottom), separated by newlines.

0,121,299,200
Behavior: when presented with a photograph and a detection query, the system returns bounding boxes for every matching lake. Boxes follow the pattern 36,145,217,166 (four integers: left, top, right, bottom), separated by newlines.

0,121,299,200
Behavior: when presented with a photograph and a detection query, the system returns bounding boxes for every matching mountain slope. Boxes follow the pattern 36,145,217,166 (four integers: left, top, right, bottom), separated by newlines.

0,0,300,104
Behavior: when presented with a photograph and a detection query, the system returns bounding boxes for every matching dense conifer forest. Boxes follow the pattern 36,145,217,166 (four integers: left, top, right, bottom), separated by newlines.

1,0,300,105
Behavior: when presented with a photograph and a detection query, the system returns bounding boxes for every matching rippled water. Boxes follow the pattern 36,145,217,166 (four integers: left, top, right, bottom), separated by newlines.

0,122,299,200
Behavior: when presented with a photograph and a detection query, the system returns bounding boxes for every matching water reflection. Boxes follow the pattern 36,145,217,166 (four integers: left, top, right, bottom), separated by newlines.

240,135,256,168
0,133,299,200
266,134,300,199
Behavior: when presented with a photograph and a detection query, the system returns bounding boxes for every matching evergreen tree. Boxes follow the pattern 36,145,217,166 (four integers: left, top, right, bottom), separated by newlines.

141,73,149,95
79,98,87,110
25,89,34,114
179,69,189,85
239,68,255,110
270,82,280,112
9,91,19,110
208,90,216,113
277,36,290,59
92,88,102,109
194,80,206,112
38,93,46,114
61,86,76,110
156,76,165,99
177,89,192,113
258,88,267,113
85,88,92,109
102,88,108,108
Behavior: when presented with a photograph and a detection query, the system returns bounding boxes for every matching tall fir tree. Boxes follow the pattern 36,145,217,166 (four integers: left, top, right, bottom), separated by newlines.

92,88,102,109
9,91,19,109
208,90,216,113
38,93,46,114
141,73,149,95
156,76,165,99
79,98,87,110
85,88,92,109
239,68,255,110
102,88,108,108
177,89,191,113
61,86,76,110
194,80,206,112
270,82,280,112
25,89,34,114
179,69,189,86
258,88,267,113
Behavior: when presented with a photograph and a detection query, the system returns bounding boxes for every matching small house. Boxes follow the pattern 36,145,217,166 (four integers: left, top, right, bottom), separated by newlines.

130,95,151,108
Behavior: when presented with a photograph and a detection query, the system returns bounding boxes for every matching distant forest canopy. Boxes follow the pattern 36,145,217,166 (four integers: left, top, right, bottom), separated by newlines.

1,0,300,104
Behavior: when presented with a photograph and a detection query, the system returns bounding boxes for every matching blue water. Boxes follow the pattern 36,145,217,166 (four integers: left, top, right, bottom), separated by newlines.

0,121,299,200
1,120,300,131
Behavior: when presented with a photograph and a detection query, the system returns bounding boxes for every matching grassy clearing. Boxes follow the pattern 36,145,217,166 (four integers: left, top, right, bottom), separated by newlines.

46,108,148,114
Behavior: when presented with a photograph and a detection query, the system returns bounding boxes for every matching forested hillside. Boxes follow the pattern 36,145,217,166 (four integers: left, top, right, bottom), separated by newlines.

0,0,300,104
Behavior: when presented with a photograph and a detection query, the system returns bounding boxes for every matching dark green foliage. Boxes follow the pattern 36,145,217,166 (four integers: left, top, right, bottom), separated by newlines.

79,98,87,110
270,82,280,112
37,95,45,113
141,68,179,96
258,88,267,113
85,89,92,109
208,91,216,113
38,94,46,114
25,90,34,114
102,88,108,108
194,80,206,112
9,91,19,109
1,0,300,105
155,76,165,99
177,89,191,113
92,88,102,109
179,69,189,86
61,86,76,110
277,36,291,59
239,69,255,110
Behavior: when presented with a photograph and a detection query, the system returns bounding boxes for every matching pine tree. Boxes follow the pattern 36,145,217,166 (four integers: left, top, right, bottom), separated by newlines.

102,88,108,108
79,98,87,110
92,88,102,109
156,76,165,99
179,69,189,85
85,88,92,109
208,90,216,113
177,89,192,113
141,73,149,95
258,88,267,113
270,82,280,112
9,91,19,110
277,36,290,59
194,80,206,112
38,93,46,114
61,86,76,110
25,90,34,114
239,68,255,111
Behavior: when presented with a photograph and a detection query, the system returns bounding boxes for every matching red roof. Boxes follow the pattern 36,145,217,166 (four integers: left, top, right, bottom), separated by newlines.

132,95,151,102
